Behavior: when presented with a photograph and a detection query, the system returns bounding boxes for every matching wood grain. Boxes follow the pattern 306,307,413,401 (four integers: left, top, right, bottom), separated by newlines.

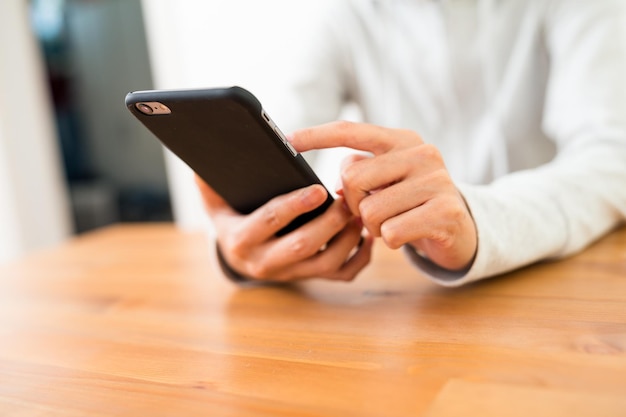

0,223,625,417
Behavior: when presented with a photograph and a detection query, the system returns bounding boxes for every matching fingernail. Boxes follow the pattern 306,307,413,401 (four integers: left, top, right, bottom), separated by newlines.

334,177,343,195
301,185,325,206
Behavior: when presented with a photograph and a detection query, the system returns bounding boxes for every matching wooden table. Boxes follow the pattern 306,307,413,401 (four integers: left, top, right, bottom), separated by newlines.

1,224,625,417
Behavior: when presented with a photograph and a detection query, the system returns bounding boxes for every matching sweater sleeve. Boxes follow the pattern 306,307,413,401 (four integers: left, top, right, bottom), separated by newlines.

409,0,626,286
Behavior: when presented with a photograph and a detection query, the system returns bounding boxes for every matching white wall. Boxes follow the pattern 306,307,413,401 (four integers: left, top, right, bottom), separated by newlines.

140,0,332,230
0,0,72,263
66,0,169,191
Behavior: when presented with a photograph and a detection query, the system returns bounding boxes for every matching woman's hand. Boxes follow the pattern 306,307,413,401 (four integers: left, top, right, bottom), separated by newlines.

290,121,477,271
196,175,373,282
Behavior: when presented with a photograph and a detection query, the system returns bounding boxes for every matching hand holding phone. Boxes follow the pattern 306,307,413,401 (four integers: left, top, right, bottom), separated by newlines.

126,86,372,281
196,174,371,282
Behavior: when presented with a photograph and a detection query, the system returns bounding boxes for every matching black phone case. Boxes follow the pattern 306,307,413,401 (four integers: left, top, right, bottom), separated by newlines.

125,86,333,235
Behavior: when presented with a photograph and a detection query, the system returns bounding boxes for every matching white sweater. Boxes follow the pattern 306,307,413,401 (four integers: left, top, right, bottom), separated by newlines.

265,0,626,286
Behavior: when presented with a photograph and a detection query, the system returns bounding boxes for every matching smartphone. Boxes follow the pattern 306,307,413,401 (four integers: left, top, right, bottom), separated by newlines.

125,86,333,236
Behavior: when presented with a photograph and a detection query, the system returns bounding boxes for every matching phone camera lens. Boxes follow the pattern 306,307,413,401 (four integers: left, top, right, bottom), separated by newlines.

136,102,154,114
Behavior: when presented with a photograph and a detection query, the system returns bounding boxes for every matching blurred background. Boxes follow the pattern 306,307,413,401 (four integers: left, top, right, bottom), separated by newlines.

1,0,327,264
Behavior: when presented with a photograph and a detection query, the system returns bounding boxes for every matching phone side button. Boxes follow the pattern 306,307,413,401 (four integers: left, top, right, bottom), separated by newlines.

273,125,287,141
284,140,298,156
284,138,298,156
274,127,298,156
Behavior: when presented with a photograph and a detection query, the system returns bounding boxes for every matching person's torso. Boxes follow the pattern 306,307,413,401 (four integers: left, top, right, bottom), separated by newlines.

339,0,557,183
